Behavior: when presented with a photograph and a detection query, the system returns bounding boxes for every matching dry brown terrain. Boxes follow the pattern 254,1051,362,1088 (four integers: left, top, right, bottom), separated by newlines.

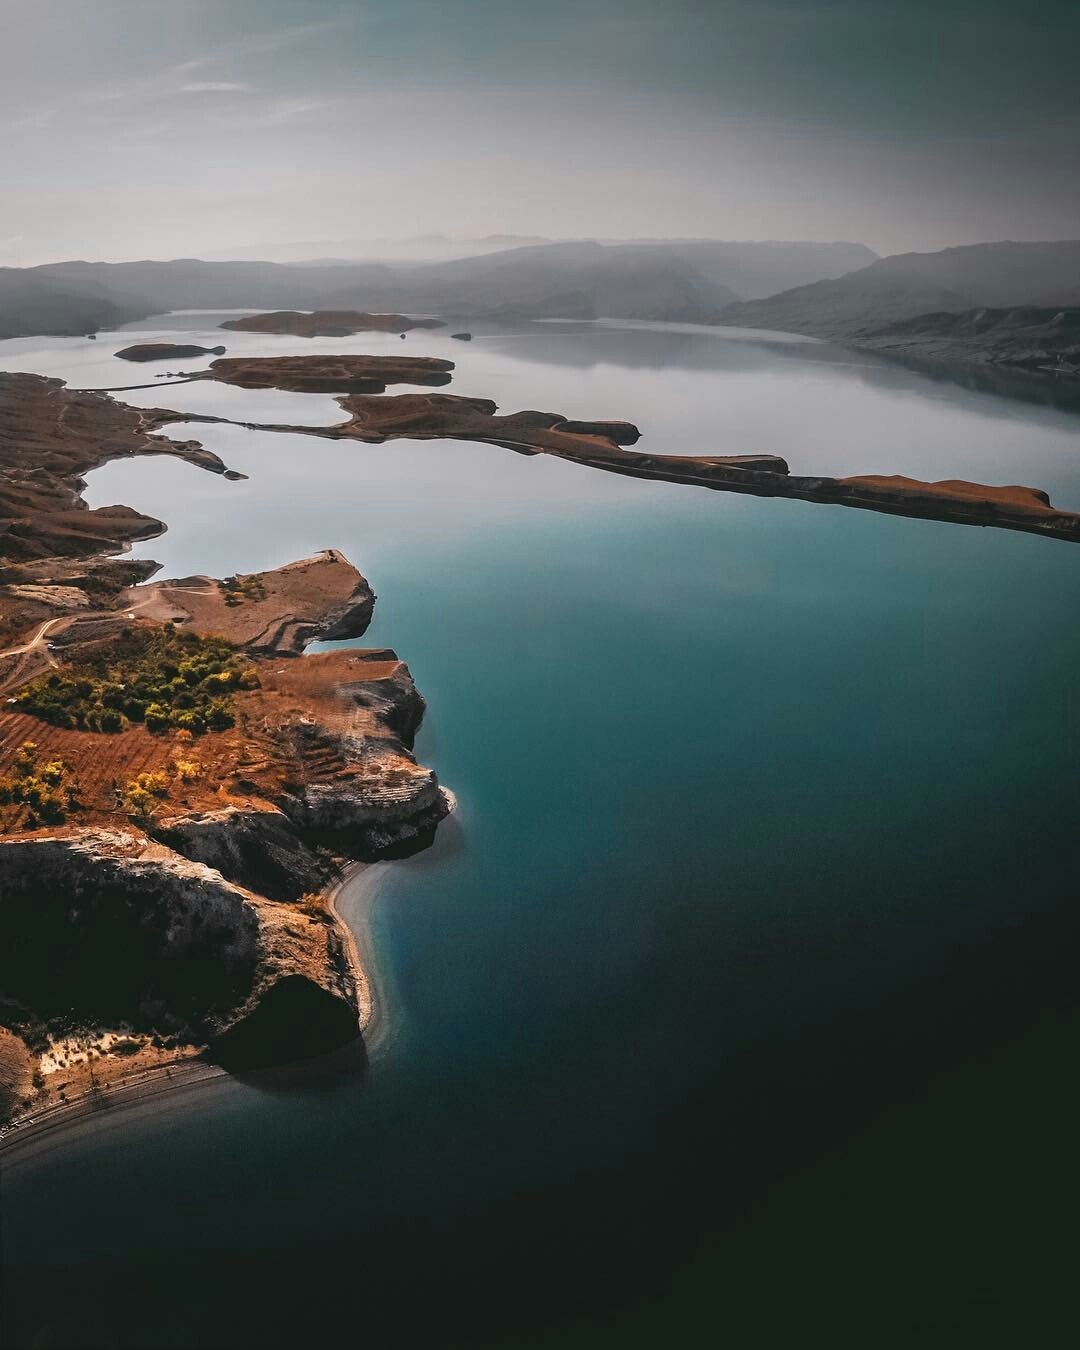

123,548,375,653
0,373,231,552
0,612,448,1129
0,647,432,840
155,360,1080,544
200,352,454,393
0,372,452,1133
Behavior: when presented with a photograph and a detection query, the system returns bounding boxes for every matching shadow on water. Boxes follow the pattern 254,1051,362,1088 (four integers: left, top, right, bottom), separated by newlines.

225,1037,370,1100
6,834,1078,1349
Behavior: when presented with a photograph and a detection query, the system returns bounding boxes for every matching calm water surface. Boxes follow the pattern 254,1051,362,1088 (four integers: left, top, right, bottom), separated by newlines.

2,318,1079,1347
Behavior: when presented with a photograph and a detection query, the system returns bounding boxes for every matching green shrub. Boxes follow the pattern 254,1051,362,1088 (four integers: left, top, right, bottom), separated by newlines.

0,746,71,826
15,626,257,736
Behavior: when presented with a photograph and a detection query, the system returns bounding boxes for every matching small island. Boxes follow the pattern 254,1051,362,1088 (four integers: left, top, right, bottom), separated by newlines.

200,352,455,393
220,310,446,337
115,343,227,363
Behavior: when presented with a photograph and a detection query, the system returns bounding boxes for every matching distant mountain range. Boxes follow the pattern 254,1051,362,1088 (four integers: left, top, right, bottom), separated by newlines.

201,235,877,300
720,241,1080,337
0,239,877,338
201,234,555,265
2,238,1078,372
716,240,1080,369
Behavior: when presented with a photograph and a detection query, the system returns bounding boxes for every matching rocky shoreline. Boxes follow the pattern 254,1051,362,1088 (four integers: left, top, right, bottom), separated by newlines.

3,328,1079,1139
0,372,453,1133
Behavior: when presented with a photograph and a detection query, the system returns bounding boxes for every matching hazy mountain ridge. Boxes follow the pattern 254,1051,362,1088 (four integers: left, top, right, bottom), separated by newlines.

335,242,742,322
202,235,877,299
719,241,1080,342
1,239,880,337
4,241,1078,372
0,270,144,339
611,239,877,299
201,234,555,264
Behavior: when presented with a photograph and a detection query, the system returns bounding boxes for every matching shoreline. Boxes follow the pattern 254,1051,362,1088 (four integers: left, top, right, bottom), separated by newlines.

0,862,393,1173
326,861,393,1051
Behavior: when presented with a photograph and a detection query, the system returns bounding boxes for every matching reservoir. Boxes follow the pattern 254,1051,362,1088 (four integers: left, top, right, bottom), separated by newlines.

2,316,1079,1347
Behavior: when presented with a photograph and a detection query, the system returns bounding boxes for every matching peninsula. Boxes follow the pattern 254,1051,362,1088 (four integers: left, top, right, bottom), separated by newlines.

0,372,451,1133
157,356,1080,545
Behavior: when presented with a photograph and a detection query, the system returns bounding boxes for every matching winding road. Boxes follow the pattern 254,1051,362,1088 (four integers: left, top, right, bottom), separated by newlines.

0,616,69,694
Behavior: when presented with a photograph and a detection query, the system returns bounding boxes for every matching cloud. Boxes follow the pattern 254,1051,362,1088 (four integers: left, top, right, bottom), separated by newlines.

243,98,332,127
180,82,256,94
12,108,55,131
172,19,349,76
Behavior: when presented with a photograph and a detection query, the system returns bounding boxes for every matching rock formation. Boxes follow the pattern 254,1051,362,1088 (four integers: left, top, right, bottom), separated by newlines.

0,830,360,1071
115,343,227,362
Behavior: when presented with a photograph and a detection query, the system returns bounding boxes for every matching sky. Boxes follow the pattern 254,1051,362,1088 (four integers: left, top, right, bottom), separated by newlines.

1,0,1077,265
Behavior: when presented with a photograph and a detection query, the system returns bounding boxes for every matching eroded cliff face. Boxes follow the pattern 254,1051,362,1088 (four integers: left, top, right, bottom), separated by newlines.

0,533,452,1121
281,729,448,848
152,805,330,903
0,830,360,1070
0,642,452,1113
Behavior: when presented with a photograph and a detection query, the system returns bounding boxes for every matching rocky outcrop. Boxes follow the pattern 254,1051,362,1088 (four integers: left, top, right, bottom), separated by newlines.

210,974,361,1070
280,729,450,854
553,419,641,444
0,1027,33,1121
152,805,330,902
115,343,226,363
0,830,359,1062
261,653,451,855
123,550,376,654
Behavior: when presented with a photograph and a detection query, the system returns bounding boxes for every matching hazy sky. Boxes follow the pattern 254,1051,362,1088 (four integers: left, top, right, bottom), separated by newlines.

2,0,1077,265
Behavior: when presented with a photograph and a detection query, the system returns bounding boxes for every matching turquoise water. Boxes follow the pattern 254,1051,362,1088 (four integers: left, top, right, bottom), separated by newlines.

2,321,1080,1347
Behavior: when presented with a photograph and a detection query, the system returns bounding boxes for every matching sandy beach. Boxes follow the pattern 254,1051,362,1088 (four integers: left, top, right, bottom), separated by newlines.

326,861,392,1046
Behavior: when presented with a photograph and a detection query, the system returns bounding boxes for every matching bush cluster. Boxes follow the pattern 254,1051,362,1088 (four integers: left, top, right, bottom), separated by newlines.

15,625,258,735
219,573,268,607
0,742,79,826
122,770,170,822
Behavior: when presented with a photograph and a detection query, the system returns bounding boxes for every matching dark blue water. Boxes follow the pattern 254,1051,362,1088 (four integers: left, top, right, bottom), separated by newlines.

2,321,1080,1347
